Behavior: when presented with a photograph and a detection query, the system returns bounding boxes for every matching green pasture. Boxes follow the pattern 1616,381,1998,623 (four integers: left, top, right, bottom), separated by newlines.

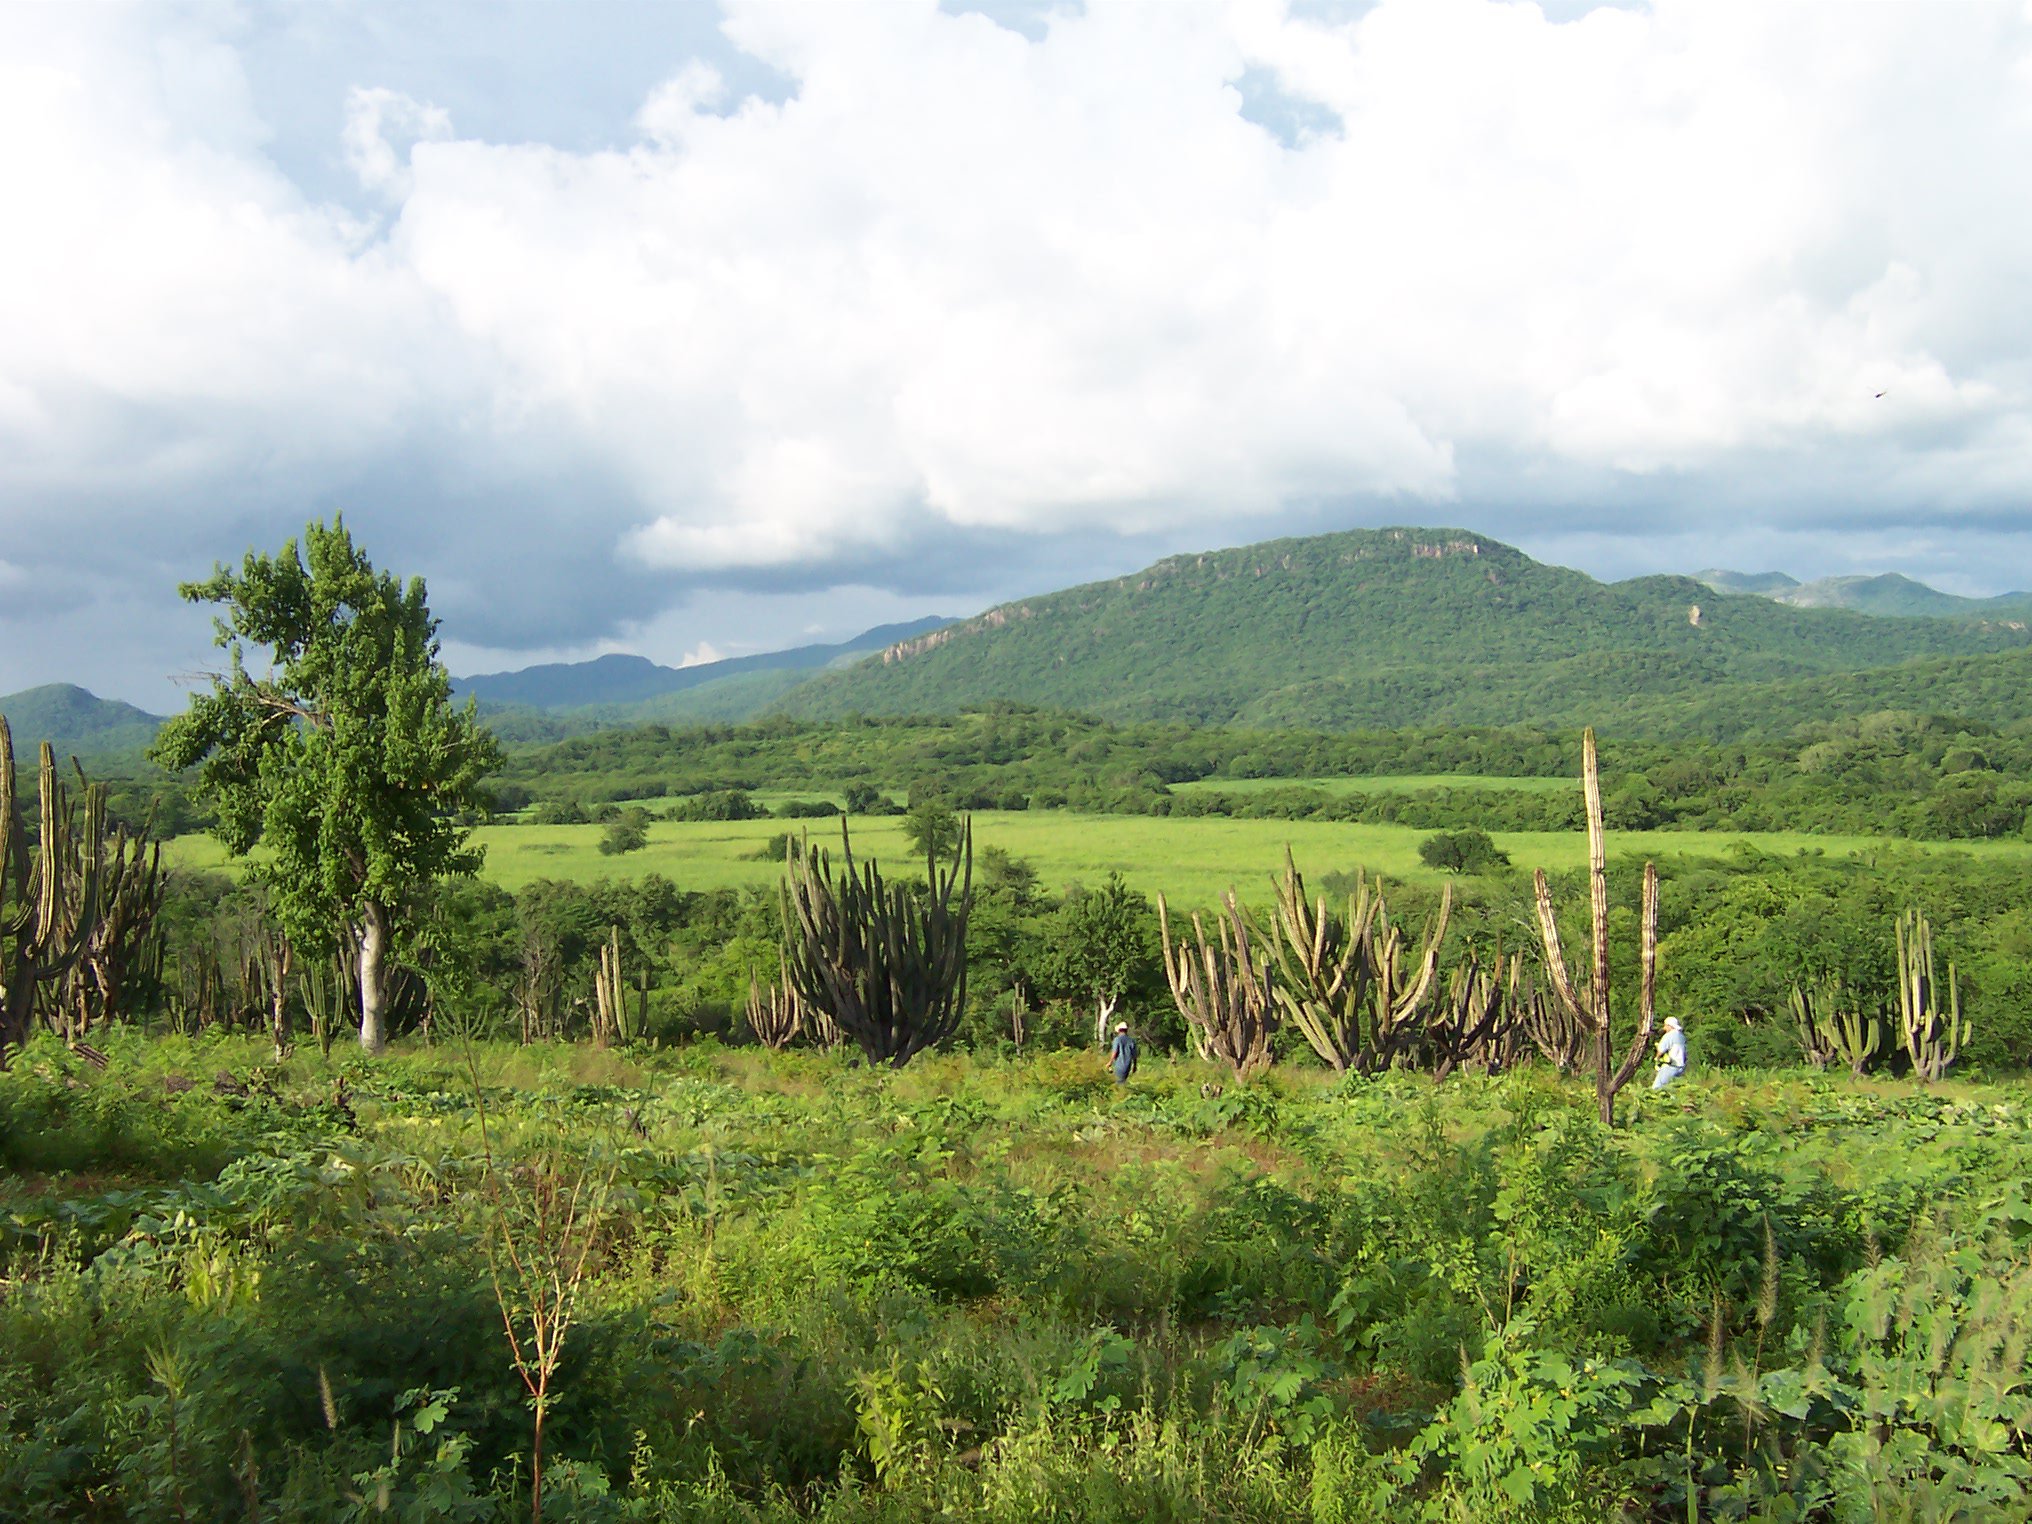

164,809,2032,905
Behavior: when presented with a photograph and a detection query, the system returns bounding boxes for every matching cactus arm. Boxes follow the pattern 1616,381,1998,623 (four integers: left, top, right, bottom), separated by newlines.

1386,882,1452,1024
1582,730,1611,1035
1606,862,1659,1100
1532,869,1587,1026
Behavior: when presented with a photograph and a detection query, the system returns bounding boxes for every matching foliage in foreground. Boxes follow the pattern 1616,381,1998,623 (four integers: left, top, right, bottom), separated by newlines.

3,1037,2029,1520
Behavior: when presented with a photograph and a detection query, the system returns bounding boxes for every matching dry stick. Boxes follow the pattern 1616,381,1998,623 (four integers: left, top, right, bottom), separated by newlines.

466,1048,615,1524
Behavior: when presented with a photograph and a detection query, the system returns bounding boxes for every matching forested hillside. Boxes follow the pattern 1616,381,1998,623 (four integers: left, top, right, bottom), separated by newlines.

0,684,165,759
781,528,2031,729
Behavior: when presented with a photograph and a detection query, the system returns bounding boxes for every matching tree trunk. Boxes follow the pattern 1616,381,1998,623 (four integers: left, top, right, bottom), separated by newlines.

0,984,33,1070
358,901,390,1055
1095,992,1118,1047
271,981,291,1062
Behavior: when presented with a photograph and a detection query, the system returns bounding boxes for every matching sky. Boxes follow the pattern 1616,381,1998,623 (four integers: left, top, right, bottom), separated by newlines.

4,0,2032,709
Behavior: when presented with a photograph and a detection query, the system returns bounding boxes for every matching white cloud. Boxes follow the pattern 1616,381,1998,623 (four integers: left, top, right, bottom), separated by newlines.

343,86,454,198
4,0,2032,701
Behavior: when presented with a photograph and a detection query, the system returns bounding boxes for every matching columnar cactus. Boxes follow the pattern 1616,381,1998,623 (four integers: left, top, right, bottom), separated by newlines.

77,809,165,1037
744,959,806,1051
1532,729,1659,1126
1788,979,1881,1076
1895,909,1967,1083
1267,851,1451,1074
1427,951,1516,1081
1158,891,1276,1080
1515,961,1586,1073
780,818,971,1068
0,720,103,1067
592,926,647,1047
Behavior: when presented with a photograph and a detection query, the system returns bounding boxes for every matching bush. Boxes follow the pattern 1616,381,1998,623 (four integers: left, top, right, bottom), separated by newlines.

1418,828,1510,874
598,809,651,855
671,789,764,822
775,798,841,819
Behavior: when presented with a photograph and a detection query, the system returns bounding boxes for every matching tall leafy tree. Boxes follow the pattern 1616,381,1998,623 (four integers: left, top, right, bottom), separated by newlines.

1039,873,1161,1044
154,519,501,1053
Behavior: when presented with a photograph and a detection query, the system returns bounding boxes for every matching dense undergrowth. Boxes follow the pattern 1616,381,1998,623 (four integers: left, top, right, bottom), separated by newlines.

4,1036,2030,1521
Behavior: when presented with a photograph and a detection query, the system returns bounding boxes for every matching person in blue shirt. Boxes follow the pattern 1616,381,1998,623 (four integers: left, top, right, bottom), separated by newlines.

1652,1016,1687,1089
1109,1022,1139,1084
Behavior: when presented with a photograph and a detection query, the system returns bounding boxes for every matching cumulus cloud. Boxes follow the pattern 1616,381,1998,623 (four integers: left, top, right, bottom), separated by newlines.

4,0,2032,703
343,86,454,198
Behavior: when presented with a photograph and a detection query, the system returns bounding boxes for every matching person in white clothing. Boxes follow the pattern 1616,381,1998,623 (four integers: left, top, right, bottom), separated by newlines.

1652,1016,1687,1089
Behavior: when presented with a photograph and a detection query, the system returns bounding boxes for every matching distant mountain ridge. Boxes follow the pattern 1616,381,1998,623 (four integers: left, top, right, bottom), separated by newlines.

453,617,955,712
0,684,167,761
1695,569,2032,621
15,535,2032,759
778,527,2032,732
1694,570,1802,597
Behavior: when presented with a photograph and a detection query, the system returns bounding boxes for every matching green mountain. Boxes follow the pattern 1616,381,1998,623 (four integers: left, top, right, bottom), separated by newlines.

779,528,2032,732
1695,569,2032,621
455,617,952,713
478,667,826,744
0,684,166,761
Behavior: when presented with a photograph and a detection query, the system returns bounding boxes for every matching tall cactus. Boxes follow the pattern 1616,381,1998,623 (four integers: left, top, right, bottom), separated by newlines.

780,817,971,1069
71,804,165,1040
1427,951,1516,1081
1364,879,1453,1073
1532,729,1659,1127
1515,961,1586,1073
301,952,350,1057
1895,909,1967,1083
592,926,647,1047
0,721,103,1067
744,959,806,1050
1267,851,1451,1074
1157,891,1276,1080
1788,979,1881,1076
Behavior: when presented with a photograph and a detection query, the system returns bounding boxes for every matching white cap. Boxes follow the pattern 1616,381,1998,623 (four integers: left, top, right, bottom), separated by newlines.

1664,1016,1681,1030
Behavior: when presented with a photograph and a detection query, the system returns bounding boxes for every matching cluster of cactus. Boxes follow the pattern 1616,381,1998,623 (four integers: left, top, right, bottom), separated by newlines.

1157,891,1277,1080
1788,978,1882,1076
1264,851,1452,1074
1164,857,1572,1085
1532,728,1660,1127
1427,949,1522,1080
591,926,649,1048
0,718,105,1066
744,958,809,1050
1896,908,1967,1083
57,770,164,1046
167,918,383,1057
779,818,972,1068
300,952,353,1057
1513,961,1587,1072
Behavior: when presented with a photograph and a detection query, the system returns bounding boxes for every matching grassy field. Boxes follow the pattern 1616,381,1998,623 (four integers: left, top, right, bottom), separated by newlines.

164,809,2032,903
